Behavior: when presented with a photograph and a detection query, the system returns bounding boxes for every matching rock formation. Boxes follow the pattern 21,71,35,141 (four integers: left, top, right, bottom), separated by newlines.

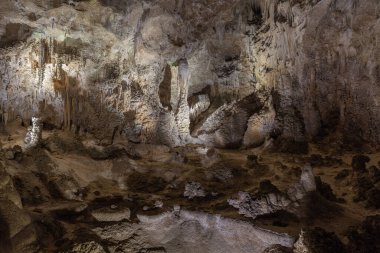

24,117,42,148
184,181,206,199
0,1,379,253
294,227,346,253
228,164,316,219
123,210,294,253
0,164,39,253
0,0,378,149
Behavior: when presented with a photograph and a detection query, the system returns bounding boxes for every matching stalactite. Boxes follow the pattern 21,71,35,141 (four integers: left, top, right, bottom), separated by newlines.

38,39,45,88
251,0,277,21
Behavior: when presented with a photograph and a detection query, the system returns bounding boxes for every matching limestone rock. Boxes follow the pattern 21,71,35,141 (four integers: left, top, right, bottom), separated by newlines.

0,165,39,253
49,174,83,201
184,181,206,199
91,206,131,222
24,117,42,149
294,227,346,253
49,202,88,218
350,161,380,208
154,200,164,209
208,166,233,182
347,215,380,253
4,149,15,160
93,209,295,252
61,241,106,253
228,191,292,220
4,145,23,160
243,106,276,148
93,222,141,244
229,164,316,219
299,164,316,193
0,0,379,149
0,165,23,208
0,22,34,48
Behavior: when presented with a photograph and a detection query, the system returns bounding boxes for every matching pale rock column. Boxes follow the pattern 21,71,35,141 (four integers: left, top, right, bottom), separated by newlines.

175,59,191,142
300,164,316,192
24,117,42,148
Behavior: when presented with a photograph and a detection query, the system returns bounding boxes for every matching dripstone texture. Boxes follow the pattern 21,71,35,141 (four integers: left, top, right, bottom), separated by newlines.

0,0,379,149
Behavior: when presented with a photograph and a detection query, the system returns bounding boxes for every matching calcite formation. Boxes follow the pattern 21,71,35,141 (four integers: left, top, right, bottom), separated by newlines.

0,0,378,149
0,1,379,253
184,181,206,199
24,117,42,148
228,164,317,219
91,210,295,253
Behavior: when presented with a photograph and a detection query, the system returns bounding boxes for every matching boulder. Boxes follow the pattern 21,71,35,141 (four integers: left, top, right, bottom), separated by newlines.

91,206,131,222
61,241,106,253
184,181,206,199
229,164,316,219
294,227,346,253
347,215,380,253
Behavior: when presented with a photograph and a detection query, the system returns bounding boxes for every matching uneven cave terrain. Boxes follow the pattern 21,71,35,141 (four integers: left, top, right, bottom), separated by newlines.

0,0,379,253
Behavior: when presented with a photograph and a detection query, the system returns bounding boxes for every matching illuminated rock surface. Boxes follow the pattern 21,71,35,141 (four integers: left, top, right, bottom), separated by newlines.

0,0,378,149
0,0,379,253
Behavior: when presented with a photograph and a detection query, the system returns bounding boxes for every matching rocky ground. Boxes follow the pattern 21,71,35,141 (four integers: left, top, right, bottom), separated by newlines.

0,121,379,253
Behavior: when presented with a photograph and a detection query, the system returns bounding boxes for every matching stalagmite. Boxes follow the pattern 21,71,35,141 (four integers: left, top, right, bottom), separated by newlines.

0,1,379,252
24,117,42,148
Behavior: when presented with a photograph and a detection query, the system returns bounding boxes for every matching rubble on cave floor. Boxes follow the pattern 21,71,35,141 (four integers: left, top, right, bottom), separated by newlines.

0,126,379,253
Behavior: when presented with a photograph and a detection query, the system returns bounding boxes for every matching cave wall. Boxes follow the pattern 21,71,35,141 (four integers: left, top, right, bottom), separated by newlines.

0,0,379,149
253,0,380,149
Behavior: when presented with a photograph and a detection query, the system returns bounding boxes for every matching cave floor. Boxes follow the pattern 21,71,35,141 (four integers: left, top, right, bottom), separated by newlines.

1,123,379,252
